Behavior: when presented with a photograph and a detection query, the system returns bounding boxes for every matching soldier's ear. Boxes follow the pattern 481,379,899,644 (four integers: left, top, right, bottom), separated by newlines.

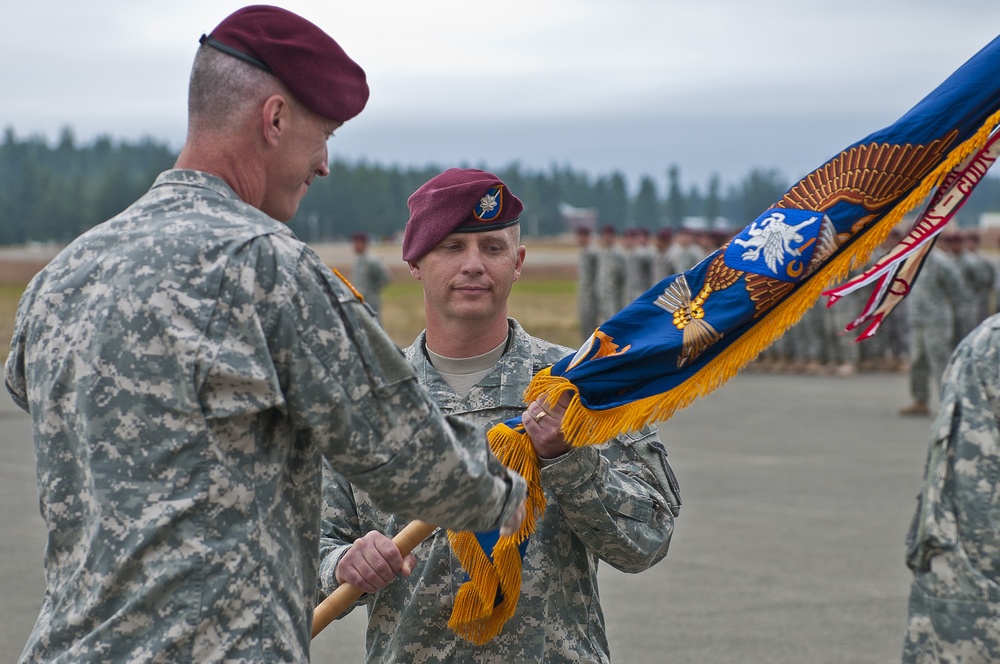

407,260,422,280
261,94,290,146
513,246,525,282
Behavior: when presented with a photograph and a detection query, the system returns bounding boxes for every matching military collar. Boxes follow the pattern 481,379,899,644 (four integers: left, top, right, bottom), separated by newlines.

151,169,245,202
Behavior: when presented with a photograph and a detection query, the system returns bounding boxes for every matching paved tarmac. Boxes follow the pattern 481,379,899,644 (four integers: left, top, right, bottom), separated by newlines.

2,369,932,663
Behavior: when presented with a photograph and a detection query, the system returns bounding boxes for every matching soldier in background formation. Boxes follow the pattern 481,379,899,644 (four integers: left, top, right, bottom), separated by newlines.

580,225,728,337
899,239,970,416
594,225,626,323
576,227,599,340
941,232,980,343
956,230,996,335
623,227,655,302
653,228,677,283
753,298,859,376
667,227,708,272
350,231,392,320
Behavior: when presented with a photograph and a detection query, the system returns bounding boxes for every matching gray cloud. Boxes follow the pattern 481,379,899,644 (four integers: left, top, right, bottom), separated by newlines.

4,0,999,189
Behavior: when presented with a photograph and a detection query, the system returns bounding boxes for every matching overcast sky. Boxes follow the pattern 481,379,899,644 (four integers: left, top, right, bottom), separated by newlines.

4,1,1000,191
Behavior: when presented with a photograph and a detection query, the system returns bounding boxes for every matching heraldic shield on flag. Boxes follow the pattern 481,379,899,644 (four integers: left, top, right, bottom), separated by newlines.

724,209,828,282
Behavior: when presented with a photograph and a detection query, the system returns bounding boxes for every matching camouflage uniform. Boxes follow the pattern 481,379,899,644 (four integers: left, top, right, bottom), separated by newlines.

652,249,677,285
665,241,706,273
578,243,599,340
907,248,968,404
624,243,655,303
351,251,392,319
595,245,626,322
3,170,525,663
884,297,911,366
903,314,1000,663
797,304,828,370
957,247,995,338
319,319,681,663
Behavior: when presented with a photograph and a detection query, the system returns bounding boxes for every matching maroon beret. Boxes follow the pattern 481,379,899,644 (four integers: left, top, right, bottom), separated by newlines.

201,5,369,123
401,169,523,262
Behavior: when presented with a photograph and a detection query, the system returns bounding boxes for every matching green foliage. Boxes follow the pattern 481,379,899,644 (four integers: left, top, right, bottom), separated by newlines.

664,164,685,228
508,279,576,295
3,125,1000,247
632,176,660,228
0,127,175,244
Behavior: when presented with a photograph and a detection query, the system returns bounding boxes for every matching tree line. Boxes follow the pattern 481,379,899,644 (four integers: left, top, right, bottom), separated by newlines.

2,126,1000,247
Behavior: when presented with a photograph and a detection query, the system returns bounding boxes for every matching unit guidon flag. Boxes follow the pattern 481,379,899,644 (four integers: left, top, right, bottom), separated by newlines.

446,35,1000,645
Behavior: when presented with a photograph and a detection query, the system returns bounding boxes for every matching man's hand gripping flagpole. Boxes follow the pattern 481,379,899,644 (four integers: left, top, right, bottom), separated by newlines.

311,497,529,639
310,394,548,639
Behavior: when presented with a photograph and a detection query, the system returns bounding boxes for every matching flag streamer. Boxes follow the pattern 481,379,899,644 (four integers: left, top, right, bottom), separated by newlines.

824,129,1000,339
447,35,1000,644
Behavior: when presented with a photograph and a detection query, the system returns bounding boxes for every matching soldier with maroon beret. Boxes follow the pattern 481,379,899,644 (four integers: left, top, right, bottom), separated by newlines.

319,169,680,663
653,227,678,283
6,8,527,662
576,225,600,340
595,223,626,321
400,167,524,261
350,230,392,320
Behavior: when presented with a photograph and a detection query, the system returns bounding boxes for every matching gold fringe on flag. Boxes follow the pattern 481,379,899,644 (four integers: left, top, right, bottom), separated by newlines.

446,419,544,644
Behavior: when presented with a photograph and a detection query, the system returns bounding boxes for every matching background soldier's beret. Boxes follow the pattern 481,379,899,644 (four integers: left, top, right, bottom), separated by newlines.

401,168,523,262
201,5,369,123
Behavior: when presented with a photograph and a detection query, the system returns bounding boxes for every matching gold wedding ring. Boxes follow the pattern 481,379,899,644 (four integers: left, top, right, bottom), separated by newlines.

533,410,548,422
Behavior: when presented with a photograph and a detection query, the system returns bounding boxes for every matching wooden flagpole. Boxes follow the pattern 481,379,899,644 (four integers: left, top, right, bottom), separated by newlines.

311,520,438,639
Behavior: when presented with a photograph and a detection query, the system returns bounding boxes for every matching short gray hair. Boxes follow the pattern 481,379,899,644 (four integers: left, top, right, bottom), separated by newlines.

187,45,281,134
508,223,522,251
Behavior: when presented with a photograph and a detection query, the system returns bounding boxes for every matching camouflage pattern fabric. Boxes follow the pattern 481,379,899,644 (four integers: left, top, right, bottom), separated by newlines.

594,246,626,322
957,248,996,337
624,244,655,303
351,252,391,318
577,244,599,341
652,249,677,285
907,248,968,403
4,170,525,663
884,297,911,361
318,319,681,663
903,313,1000,663
665,242,706,273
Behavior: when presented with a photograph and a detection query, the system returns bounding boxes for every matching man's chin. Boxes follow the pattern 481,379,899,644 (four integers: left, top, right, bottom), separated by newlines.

446,306,496,322
261,201,299,223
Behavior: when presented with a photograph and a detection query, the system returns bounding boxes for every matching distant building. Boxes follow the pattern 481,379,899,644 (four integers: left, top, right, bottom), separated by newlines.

678,215,732,232
980,212,1000,229
559,203,599,233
